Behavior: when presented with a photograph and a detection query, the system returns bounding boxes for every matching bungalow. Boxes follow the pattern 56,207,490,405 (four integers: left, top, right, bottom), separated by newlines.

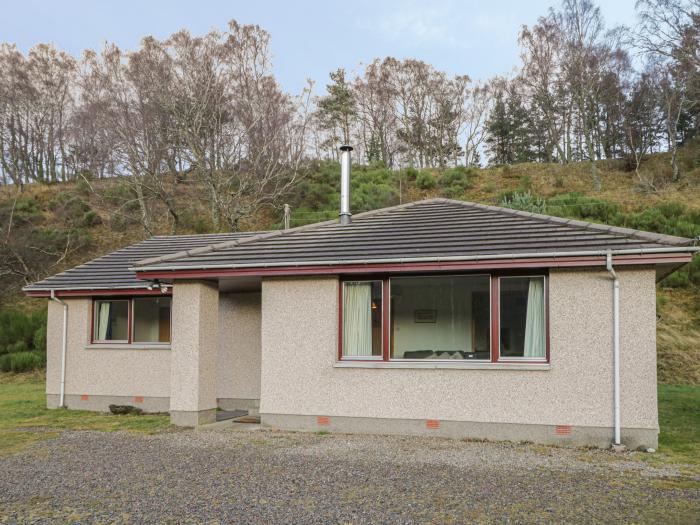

24,149,698,449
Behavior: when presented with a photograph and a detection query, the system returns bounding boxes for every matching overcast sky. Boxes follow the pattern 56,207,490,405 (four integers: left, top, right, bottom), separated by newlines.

3,0,637,94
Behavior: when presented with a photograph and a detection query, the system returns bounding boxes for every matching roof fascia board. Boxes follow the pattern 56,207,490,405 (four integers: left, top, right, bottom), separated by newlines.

131,246,699,273
134,252,693,281
25,288,171,298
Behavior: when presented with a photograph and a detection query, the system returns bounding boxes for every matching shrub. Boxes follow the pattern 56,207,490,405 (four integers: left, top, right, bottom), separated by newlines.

545,192,620,223
517,175,533,193
0,309,47,356
438,167,473,188
437,167,474,198
483,180,497,193
404,167,419,181
103,183,139,209
80,210,102,227
415,172,436,190
353,183,398,211
661,271,690,288
0,351,46,373
33,325,47,354
75,173,93,195
500,191,546,214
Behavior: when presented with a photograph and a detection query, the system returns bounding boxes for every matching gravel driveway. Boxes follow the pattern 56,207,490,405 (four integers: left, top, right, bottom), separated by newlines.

0,427,698,524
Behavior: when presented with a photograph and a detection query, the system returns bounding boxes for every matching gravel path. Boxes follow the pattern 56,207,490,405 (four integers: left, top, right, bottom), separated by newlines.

0,427,698,524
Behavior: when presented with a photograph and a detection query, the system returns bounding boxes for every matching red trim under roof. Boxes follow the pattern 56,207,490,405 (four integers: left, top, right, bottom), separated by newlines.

25,253,692,296
26,288,171,298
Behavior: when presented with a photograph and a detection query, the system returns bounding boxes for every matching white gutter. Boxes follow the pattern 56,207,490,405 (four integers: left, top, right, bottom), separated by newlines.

49,290,68,408
129,246,700,273
606,251,621,446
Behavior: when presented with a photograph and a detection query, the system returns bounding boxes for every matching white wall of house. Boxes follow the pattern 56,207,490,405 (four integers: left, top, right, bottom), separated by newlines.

46,298,171,411
45,289,264,413
259,269,658,447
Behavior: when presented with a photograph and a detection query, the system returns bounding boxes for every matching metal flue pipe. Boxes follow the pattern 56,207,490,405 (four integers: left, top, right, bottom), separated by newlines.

339,145,353,225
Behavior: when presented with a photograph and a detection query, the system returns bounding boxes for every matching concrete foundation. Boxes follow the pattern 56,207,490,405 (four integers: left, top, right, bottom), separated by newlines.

47,394,169,413
170,409,217,427
218,397,260,415
261,413,659,449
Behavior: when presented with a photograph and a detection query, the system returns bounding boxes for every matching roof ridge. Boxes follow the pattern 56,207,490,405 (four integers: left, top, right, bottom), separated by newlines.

149,231,263,239
134,199,432,267
435,198,693,247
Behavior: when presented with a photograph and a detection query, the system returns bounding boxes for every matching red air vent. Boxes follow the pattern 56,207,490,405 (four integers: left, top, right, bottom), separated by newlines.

134,396,144,404
426,419,440,429
317,416,330,426
80,394,89,401
555,425,572,436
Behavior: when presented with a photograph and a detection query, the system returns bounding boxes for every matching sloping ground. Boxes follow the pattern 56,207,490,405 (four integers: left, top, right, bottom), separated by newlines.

657,289,700,385
1,149,699,383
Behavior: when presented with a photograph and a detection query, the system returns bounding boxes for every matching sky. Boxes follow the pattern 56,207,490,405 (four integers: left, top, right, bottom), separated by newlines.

2,0,638,94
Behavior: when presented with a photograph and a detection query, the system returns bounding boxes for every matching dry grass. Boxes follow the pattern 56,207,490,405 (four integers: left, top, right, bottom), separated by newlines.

4,155,700,384
657,288,700,385
414,157,700,213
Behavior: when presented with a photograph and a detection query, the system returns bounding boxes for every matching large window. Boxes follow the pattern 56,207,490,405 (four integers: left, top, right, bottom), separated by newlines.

340,273,548,363
390,276,490,360
93,296,171,345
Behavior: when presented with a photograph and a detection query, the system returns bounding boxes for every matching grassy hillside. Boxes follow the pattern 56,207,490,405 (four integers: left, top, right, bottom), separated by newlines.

1,142,698,382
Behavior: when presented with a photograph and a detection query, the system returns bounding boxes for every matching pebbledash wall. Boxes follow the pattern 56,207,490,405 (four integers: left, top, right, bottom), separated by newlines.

45,291,262,414
259,269,659,449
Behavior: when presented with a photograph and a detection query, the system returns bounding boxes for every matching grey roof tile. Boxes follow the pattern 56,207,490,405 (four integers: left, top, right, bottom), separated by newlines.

26,198,696,292
24,232,259,292
134,198,695,271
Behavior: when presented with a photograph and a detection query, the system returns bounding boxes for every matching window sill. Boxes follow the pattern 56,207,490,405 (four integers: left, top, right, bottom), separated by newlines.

334,361,550,370
85,343,171,350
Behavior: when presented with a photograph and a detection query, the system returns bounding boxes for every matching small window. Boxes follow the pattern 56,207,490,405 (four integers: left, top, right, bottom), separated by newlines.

342,281,382,358
390,275,491,360
499,276,546,359
133,297,172,343
93,300,129,342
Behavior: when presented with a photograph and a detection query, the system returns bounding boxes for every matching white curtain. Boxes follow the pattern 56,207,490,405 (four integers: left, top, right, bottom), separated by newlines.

523,278,545,358
97,302,111,340
343,283,373,356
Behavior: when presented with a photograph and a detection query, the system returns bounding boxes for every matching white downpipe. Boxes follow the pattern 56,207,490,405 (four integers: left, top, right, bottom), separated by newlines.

50,290,68,408
606,251,621,446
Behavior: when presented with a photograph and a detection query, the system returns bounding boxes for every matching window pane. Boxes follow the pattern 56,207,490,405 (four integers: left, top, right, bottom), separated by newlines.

499,277,546,359
343,281,382,357
94,300,129,341
391,275,490,360
133,297,172,343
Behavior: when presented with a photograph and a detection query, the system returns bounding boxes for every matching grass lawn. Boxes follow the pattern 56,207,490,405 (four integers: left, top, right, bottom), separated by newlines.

654,384,700,467
0,372,170,456
0,373,698,467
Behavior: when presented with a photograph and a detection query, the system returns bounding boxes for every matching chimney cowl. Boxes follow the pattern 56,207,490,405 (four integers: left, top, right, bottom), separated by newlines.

339,145,353,225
